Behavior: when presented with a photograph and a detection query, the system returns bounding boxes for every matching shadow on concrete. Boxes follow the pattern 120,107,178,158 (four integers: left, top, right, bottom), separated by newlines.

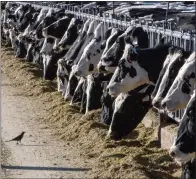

1,165,91,172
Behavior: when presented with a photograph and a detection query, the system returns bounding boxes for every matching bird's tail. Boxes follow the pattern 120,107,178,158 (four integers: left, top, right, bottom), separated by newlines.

5,139,13,142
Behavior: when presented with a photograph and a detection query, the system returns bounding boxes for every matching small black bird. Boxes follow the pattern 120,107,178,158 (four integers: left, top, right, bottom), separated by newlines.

6,132,25,144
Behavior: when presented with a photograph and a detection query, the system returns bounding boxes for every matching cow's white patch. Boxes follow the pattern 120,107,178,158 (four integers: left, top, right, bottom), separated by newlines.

40,38,55,54
142,95,150,102
36,8,48,24
9,29,17,49
101,28,117,58
22,24,32,37
52,38,60,51
57,59,69,93
85,75,94,114
74,20,95,65
162,52,196,111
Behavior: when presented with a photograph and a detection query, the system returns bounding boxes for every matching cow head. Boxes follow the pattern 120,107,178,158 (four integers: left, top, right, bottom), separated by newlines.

34,15,57,40
99,34,126,74
74,22,105,77
107,42,148,97
152,48,188,109
54,18,83,52
169,91,196,164
97,28,124,74
42,16,71,39
161,52,196,112
107,43,171,97
108,84,153,140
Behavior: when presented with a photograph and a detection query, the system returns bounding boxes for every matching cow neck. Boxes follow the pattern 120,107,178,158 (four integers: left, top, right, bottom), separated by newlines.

136,44,171,84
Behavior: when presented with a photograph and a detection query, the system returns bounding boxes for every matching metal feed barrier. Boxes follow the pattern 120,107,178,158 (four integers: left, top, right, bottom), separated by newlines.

17,2,196,122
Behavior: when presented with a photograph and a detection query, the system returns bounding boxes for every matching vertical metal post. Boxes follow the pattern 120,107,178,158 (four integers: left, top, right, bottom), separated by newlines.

165,2,169,29
112,1,114,16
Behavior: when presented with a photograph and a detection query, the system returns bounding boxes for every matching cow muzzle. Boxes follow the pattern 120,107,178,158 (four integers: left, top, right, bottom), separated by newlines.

98,64,107,73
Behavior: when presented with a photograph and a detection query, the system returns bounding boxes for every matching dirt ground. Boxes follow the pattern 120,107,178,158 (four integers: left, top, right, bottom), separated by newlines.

1,47,182,179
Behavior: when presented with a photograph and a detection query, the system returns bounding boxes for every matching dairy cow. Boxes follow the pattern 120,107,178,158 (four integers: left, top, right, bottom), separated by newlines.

98,26,149,74
152,47,192,109
64,20,95,100
161,52,195,111
108,84,154,140
56,19,91,95
169,90,195,164
107,42,172,97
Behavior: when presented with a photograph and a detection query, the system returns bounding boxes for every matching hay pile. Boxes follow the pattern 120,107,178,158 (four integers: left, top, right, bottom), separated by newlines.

1,47,181,179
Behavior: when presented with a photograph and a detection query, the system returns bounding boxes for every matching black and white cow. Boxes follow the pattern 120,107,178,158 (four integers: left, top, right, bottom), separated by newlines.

151,46,177,101
63,20,95,100
169,90,195,164
73,22,107,77
54,18,83,51
42,15,74,39
107,42,172,97
41,17,83,80
161,52,195,112
98,26,149,74
152,47,192,109
56,19,91,96
107,84,154,140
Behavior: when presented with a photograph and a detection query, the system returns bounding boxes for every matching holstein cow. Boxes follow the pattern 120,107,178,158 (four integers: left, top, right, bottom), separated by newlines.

152,47,192,109
73,21,107,77
41,17,83,80
54,18,83,51
98,26,149,74
169,90,195,164
97,28,124,73
72,28,119,113
66,27,116,109
107,42,172,97
151,46,177,100
108,84,154,140
56,19,91,94
64,20,95,100
161,52,195,112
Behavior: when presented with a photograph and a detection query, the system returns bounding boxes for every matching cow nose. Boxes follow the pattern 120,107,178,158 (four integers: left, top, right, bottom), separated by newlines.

169,151,176,158
153,100,160,108
98,64,106,72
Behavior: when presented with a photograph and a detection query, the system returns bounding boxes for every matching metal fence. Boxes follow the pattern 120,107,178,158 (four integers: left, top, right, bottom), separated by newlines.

18,2,196,122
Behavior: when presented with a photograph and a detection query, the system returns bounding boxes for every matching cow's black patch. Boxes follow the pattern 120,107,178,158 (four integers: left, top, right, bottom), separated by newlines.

129,66,137,77
89,64,94,71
